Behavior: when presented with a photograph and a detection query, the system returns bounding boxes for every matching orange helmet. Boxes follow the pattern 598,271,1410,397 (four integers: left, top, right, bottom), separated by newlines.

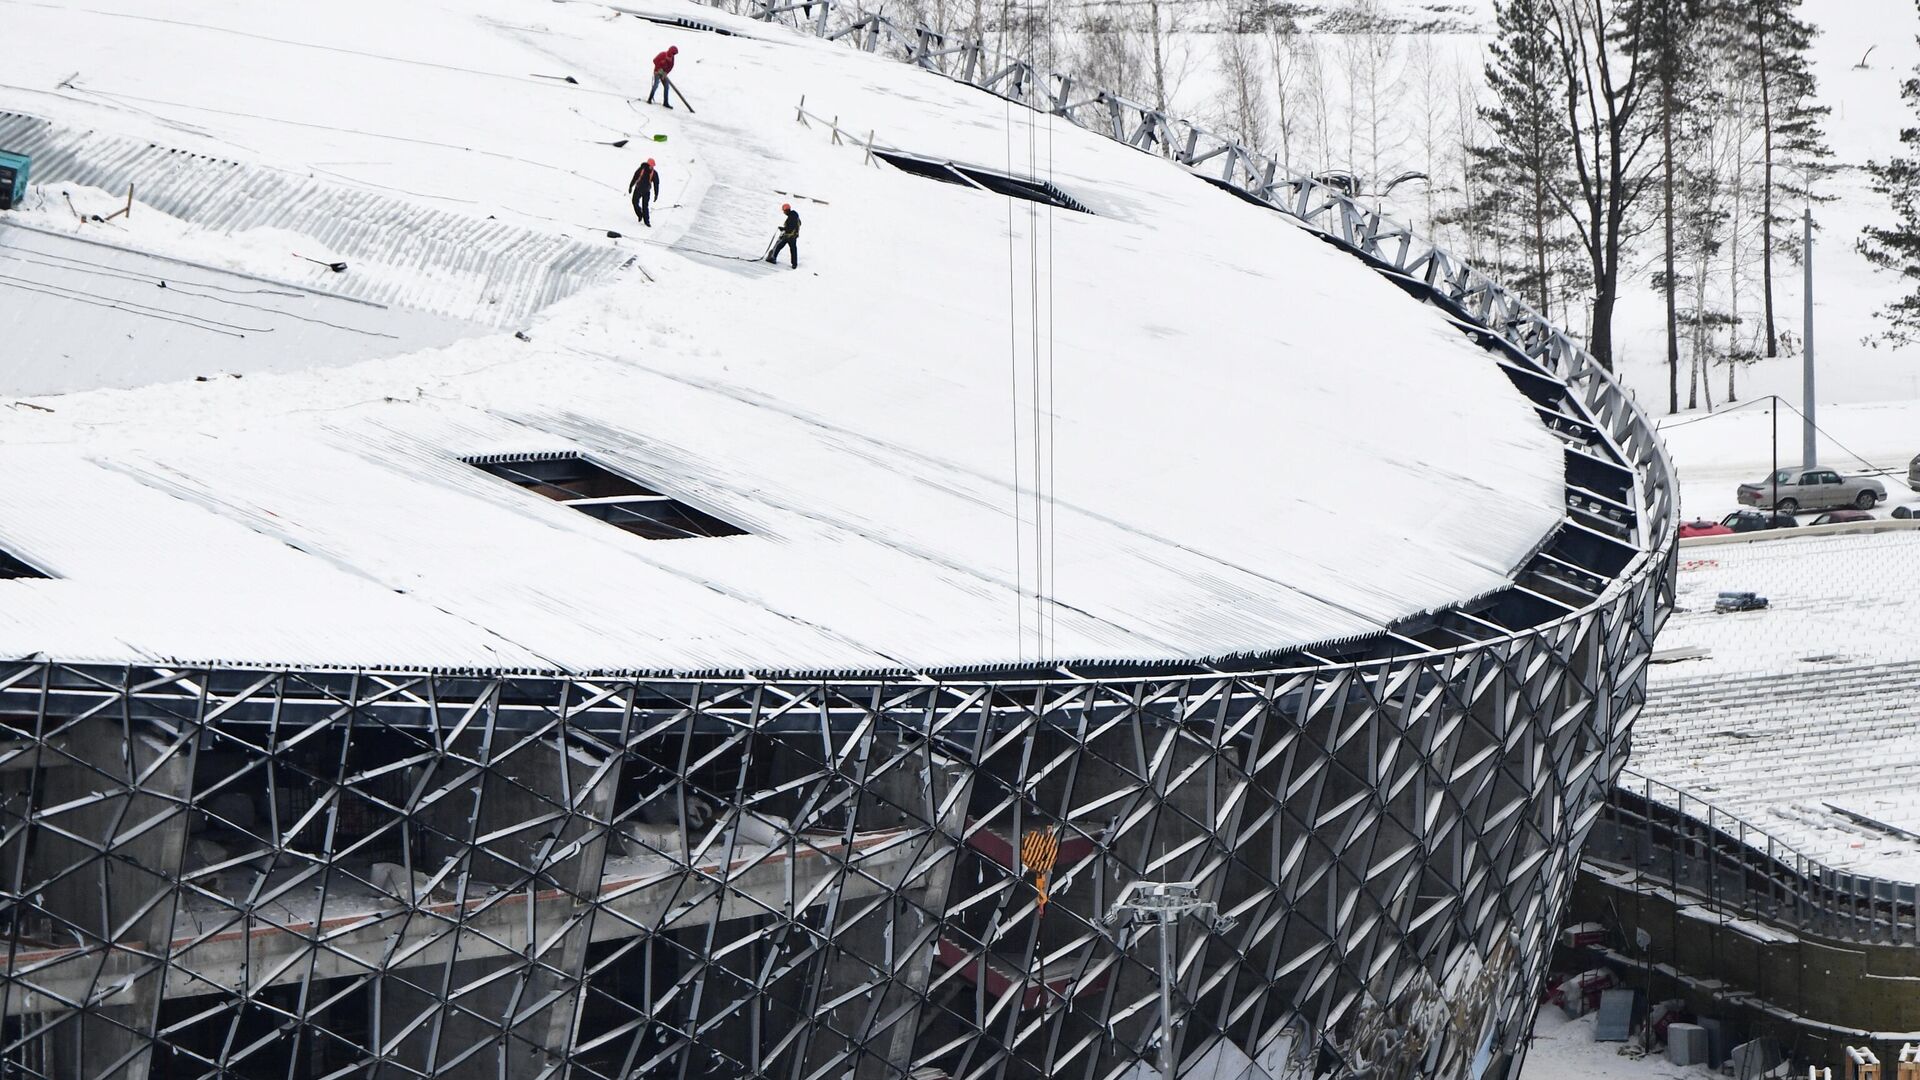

646,158,656,166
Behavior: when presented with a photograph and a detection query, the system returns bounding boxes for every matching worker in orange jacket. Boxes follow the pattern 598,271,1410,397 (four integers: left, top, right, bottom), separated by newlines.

628,158,660,226
765,203,801,269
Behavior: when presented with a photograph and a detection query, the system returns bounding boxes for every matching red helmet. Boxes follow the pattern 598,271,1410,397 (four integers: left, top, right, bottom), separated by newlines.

646,158,655,166
668,45,679,54
781,203,791,212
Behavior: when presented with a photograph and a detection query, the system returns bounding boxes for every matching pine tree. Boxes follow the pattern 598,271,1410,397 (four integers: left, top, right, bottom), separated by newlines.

1862,61,1920,344
1641,0,1708,412
1739,0,1830,356
1472,0,1585,319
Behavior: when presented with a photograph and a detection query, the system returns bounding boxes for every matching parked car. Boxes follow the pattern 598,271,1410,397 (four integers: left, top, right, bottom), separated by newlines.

1808,509,1875,526
1908,452,1920,492
1736,467,1886,514
1679,519,1734,538
1714,591,1769,613
1720,510,1797,533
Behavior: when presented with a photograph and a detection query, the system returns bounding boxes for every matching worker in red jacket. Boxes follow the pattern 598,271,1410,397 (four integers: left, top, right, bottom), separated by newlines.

647,45,680,108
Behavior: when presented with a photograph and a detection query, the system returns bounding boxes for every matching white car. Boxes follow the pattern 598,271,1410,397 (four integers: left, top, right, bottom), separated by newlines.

1736,467,1885,514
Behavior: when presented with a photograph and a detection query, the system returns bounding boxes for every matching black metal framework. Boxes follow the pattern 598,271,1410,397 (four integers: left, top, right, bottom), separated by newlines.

0,575,1663,1080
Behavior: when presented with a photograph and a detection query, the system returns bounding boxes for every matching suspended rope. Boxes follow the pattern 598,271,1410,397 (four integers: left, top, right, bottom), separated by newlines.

1004,76,1026,663
1045,56,1058,658
1028,77,1045,659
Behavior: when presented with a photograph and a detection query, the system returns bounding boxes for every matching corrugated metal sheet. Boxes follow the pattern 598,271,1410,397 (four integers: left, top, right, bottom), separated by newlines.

0,225,480,395
0,110,626,326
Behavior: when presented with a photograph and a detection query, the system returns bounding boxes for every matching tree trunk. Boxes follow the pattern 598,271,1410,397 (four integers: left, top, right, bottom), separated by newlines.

1534,172,1551,317
1664,72,1680,413
1695,244,1712,410
1147,0,1169,115
1730,129,1743,403
1758,10,1779,357
1591,276,1617,369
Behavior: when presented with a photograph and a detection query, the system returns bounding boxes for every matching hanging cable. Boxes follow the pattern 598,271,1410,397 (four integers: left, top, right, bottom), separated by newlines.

1028,70,1046,658
1044,50,1059,657
1004,73,1026,662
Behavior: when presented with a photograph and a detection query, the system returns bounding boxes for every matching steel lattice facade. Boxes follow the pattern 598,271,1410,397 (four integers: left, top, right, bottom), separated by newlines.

1,3,1678,1078
0,546,1670,1080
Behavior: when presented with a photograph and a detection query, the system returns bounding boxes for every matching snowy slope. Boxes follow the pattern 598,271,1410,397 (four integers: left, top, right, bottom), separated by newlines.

0,0,1565,674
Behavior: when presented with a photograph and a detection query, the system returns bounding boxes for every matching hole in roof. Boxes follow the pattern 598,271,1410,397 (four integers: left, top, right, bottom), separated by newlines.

465,452,748,541
874,150,1092,214
0,546,49,580
629,13,735,34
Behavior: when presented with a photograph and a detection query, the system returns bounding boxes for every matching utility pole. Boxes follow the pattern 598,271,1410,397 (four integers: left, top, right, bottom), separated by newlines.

1803,207,1816,468
1105,882,1237,1080
1772,395,1780,512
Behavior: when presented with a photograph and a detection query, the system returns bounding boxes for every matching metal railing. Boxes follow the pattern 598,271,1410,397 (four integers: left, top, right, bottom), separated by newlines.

1594,769,1919,945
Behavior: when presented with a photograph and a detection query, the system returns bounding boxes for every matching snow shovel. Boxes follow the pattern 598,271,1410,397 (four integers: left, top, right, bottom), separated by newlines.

295,253,349,273
666,77,697,115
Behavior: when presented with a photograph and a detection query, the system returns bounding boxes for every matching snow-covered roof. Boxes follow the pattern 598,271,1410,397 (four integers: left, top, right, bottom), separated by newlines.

1637,528,1920,880
0,0,1565,674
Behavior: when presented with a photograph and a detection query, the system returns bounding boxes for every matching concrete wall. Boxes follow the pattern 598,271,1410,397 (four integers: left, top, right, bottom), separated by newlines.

1569,862,1920,1065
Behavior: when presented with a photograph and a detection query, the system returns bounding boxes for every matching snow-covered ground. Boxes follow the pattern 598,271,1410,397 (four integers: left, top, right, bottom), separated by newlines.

1521,1010,1706,1080
0,0,1567,673
1657,396,1920,523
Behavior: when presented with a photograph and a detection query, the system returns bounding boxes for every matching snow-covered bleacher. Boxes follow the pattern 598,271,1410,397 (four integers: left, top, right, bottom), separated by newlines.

1635,530,1920,881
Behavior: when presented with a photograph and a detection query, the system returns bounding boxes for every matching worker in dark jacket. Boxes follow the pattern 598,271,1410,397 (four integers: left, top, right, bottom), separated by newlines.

766,203,801,268
628,158,661,226
647,46,680,107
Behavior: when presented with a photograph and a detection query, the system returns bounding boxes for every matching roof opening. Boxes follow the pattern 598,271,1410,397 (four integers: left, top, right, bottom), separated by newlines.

874,150,1093,214
465,452,748,540
0,547,48,579
628,12,735,34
